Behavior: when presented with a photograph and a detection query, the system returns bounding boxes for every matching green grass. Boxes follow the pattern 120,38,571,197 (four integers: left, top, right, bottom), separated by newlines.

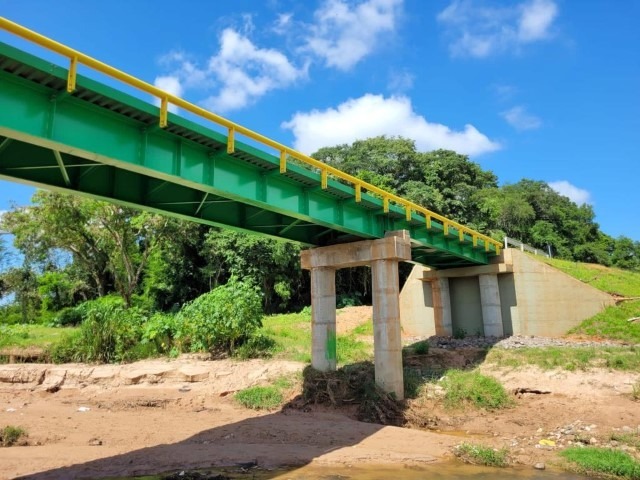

441,369,512,410
234,373,301,410
235,386,284,410
560,447,640,479
0,324,77,350
352,320,373,336
633,380,640,401
260,310,372,365
1,425,27,447
455,443,509,467
541,257,640,297
569,301,640,344
486,346,640,371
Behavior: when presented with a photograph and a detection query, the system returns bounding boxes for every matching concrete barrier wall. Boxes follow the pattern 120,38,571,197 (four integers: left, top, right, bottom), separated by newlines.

400,249,616,338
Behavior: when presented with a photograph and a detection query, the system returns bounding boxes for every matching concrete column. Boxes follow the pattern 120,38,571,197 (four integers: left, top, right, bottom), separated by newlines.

432,278,453,336
310,267,337,371
371,259,404,400
479,274,504,337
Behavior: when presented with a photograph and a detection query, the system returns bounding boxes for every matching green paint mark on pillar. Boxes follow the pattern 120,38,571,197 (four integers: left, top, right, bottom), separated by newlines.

325,328,337,362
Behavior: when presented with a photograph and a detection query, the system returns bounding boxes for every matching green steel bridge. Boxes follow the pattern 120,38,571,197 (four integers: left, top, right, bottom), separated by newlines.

0,18,501,269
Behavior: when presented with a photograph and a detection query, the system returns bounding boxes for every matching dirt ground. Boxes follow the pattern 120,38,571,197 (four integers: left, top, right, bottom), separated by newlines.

1,313,639,479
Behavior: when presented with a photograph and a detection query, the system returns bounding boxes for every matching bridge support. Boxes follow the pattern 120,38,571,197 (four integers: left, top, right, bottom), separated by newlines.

432,278,453,336
479,274,504,337
301,232,411,400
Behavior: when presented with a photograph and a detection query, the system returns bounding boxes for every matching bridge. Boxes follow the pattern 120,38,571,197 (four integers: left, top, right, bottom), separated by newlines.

0,18,503,399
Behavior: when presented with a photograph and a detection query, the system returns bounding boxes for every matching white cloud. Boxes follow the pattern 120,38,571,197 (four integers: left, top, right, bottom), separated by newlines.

203,29,307,112
304,0,403,70
437,0,559,58
548,181,592,205
153,76,184,113
501,105,542,131
281,93,500,156
388,70,414,93
156,28,307,113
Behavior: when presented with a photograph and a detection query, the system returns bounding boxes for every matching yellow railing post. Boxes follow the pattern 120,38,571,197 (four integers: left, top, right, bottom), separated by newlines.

67,55,77,93
159,97,168,128
279,150,287,173
227,127,235,154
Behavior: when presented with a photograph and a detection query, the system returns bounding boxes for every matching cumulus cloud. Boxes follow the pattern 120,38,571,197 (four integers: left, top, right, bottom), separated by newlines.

153,75,184,113
304,0,403,70
281,93,500,156
437,0,558,58
501,105,542,131
548,181,592,205
155,29,307,113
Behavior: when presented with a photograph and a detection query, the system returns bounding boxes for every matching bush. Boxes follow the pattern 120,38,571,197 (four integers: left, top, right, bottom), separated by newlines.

141,312,178,355
74,301,149,363
176,277,263,354
1,425,27,447
47,330,84,363
233,334,277,359
441,369,512,410
54,307,83,327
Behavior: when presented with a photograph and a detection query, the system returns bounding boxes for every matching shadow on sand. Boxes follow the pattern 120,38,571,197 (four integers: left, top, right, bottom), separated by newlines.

17,339,506,480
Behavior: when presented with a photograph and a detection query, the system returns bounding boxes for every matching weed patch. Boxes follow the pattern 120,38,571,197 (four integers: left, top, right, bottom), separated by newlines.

235,386,284,410
455,443,509,467
441,370,512,410
560,446,640,479
1,425,27,447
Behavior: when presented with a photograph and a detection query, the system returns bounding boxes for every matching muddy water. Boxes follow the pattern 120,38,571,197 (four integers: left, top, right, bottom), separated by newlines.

125,462,589,480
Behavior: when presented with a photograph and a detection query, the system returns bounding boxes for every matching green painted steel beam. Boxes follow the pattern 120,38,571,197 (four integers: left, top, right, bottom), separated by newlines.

0,41,498,267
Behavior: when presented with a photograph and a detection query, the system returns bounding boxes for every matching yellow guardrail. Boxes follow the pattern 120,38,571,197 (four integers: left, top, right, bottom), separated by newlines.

0,17,501,254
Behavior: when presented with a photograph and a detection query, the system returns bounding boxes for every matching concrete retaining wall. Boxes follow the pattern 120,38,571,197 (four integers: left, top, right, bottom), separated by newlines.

399,248,616,338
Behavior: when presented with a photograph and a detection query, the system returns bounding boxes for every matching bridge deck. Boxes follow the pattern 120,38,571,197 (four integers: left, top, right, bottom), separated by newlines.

0,20,500,268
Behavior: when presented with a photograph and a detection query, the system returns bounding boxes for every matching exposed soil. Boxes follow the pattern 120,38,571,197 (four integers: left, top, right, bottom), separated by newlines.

0,308,639,480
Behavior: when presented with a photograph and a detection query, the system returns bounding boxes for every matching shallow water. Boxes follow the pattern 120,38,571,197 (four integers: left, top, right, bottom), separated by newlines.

124,462,589,480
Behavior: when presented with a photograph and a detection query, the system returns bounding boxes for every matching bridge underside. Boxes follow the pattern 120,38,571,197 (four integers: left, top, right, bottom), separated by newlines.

0,41,498,269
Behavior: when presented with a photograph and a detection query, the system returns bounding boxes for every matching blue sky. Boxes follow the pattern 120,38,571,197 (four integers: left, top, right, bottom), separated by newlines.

0,0,638,240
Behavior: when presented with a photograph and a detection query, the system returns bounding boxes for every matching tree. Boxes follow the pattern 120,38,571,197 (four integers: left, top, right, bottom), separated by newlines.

313,136,498,226
1,192,167,307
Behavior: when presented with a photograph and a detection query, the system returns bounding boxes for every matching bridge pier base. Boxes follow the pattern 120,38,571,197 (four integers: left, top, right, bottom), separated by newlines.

301,233,411,400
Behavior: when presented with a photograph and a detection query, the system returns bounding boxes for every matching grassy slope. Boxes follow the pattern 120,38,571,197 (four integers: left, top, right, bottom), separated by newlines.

0,324,77,351
260,309,372,365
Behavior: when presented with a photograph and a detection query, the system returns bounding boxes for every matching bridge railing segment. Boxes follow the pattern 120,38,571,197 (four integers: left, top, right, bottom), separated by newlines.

0,17,501,255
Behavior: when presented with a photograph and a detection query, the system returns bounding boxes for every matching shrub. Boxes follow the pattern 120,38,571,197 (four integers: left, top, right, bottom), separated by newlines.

74,301,148,363
47,330,83,363
176,277,263,354
54,307,83,327
233,334,277,359
1,425,27,447
141,312,178,354
441,369,512,410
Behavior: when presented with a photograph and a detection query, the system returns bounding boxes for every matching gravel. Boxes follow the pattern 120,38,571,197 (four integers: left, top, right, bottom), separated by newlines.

407,335,637,350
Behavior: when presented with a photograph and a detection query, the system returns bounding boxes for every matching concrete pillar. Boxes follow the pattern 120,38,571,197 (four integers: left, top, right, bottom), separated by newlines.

432,278,453,336
479,274,503,337
371,259,404,400
310,267,337,371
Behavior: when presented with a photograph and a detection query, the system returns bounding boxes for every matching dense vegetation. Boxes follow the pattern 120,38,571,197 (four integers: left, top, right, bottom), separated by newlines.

0,136,638,362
